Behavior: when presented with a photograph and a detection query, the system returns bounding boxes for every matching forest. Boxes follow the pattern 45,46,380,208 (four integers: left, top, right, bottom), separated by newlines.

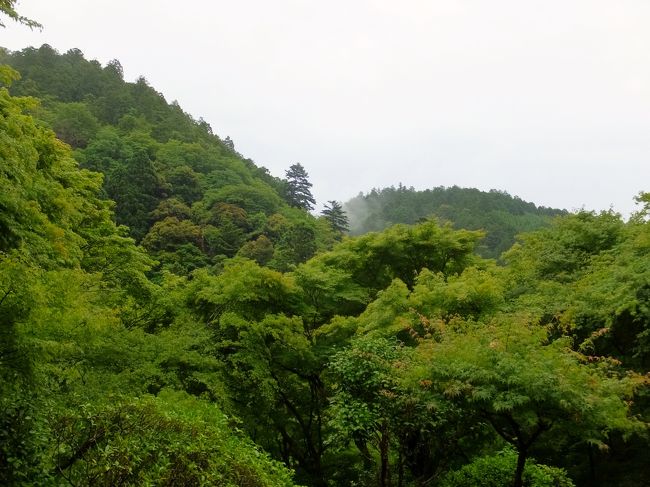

1,6,649,487
344,186,566,259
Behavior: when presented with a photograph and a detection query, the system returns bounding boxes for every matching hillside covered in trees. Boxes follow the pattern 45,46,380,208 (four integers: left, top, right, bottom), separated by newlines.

1,19,649,487
0,44,344,276
345,186,566,259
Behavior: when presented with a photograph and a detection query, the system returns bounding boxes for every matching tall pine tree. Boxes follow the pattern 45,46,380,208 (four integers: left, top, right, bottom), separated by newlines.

285,163,316,211
322,200,349,235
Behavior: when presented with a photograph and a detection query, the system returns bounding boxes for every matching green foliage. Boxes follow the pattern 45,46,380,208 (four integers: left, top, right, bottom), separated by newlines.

190,259,298,322
345,185,565,259
2,46,333,272
285,163,316,210
103,144,167,240
0,0,41,29
274,221,318,269
410,321,642,486
504,210,625,283
410,265,504,320
329,337,406,440
328,337,409,485
2,35,648,487
0,82,299,486
439,449,575,487
412,322,640,439
237,234,275,265
321,200,349,236
151,197,192,221
304,221,482,293
0,85,95,265
561,221,650,369
45,101,100,148
165,164,202,203
48,391,297,486
143,217,203,252
503,211,650,372
0,63,20,86
632,191,650,222
185,260,326,483
293,262,369,326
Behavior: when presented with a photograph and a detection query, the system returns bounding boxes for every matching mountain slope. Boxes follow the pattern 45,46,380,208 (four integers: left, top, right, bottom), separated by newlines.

345,184,566,258
0,44,337,274
0,66,298,485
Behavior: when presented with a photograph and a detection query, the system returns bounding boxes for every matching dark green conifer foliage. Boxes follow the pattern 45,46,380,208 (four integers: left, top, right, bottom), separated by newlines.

285,162,316,210
223,135,235,151
322,200,349,235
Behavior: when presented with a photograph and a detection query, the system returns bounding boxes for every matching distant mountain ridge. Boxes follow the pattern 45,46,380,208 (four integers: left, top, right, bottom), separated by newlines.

344,184,566,259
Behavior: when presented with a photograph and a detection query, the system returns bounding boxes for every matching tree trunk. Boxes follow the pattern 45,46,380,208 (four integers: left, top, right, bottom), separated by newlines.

513,448,527,487
397,449,404,487
379,423,390,487
588,444,597,484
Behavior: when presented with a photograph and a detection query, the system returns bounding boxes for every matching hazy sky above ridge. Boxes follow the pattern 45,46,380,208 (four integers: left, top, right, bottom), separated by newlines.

4,0,650,215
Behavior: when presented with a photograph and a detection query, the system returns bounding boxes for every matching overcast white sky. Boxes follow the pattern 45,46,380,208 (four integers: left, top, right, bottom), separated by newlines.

4,0,649,215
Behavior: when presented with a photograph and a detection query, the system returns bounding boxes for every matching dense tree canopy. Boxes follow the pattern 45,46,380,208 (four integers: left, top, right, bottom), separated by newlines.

1,42,648,487
344,185,566,259
0,66,297,486
0,45,339,275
